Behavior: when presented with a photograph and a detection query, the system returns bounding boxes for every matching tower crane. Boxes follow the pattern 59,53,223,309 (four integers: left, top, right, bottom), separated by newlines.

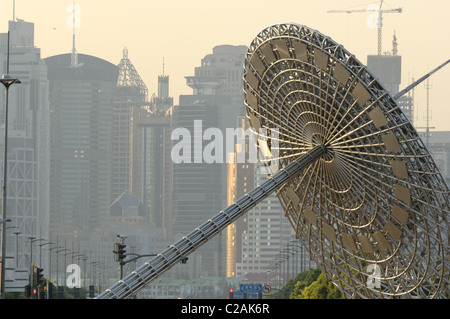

328,0,402,55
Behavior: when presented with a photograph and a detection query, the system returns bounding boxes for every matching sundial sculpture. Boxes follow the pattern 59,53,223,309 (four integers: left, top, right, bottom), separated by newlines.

98,23,449,299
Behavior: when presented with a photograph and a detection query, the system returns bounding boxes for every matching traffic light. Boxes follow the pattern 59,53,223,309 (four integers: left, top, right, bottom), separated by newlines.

114,243,127,262
47,282,53,299
36,267,45,286
229,288,234,299
89,285,95,298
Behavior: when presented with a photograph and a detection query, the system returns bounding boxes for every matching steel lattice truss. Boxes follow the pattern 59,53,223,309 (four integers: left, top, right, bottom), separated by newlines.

117,47,149,100
243,23,449,298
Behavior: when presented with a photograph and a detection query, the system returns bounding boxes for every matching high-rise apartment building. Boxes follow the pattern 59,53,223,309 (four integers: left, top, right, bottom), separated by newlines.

235,163,295,277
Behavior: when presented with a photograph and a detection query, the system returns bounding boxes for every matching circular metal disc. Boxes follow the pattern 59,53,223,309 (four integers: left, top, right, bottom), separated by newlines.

244,23,449,298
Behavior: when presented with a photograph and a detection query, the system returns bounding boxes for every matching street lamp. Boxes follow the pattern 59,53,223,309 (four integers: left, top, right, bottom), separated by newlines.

55,248,69,288
29,238,44,267
0,218,11,225
13,231,20,267
47,244,60,287
0,72,21,298
6,226,20,268
39,241,53,269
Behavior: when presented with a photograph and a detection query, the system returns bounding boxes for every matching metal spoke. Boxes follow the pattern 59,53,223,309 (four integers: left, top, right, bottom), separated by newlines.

243,23,449,299
98,23,448,300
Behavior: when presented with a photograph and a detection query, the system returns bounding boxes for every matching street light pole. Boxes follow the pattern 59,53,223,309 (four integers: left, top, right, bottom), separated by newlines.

0,30,21,299
39,242,53,269
6,225,20,268
29,238,44,266
47,244,59,287
13,231,20,267
55,248,68,292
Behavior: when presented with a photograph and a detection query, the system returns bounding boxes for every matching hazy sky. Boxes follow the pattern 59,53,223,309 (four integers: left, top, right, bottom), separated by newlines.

1,0,450,131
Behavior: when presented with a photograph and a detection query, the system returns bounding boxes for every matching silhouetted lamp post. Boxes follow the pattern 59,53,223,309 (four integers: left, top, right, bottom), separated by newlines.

0,74,21,298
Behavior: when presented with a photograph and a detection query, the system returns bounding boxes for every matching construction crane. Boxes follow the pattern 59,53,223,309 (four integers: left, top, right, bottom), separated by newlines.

328,0,402,55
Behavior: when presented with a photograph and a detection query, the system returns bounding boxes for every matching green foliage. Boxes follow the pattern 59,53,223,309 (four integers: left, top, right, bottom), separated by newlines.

289,268,322,297
292,272,343,299
5,292,28,299
269,268,343,299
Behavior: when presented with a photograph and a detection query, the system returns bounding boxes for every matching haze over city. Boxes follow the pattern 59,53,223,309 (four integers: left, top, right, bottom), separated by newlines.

1,0,450,130
0,0,449,302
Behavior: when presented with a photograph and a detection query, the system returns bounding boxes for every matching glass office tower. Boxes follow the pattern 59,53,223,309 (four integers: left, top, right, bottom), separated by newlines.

45,53,118,239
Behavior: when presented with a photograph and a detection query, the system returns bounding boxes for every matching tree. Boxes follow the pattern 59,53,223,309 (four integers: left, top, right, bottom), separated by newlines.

268,268,343,299
291,272,343,299
288,268,322,298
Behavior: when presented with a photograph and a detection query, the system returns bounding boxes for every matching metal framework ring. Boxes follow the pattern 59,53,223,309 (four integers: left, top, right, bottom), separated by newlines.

243,23,449,299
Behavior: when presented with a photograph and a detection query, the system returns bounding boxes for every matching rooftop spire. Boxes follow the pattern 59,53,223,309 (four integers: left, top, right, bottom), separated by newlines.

162,57,165,77
70,2,79,68
392,31,398,55
117,47,148,100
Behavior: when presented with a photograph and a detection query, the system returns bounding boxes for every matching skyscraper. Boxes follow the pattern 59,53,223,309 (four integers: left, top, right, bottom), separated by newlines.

0,19,49,290
192,45,247,114
172,93,231,277
45,53,118,239
171,45,247,277
226,116,253,277
367,33,414,121
135,71,174,234
113,48,149,204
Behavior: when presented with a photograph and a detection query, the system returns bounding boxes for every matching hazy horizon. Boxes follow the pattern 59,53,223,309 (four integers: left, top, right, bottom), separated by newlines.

1,0,449,131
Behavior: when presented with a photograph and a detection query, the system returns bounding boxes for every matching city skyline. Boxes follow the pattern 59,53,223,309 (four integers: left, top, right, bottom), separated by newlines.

1,0,449,132
0,2,448,300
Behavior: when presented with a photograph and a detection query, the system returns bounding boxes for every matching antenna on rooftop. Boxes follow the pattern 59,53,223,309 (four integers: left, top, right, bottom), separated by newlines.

70,1,79,68
162,57,165,77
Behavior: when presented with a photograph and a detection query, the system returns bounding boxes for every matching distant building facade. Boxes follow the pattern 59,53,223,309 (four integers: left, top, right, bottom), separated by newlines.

137,72,174,234
171,45,247,278
367,33,414,122
420,131,450,185
226,116,253,277
172,93,231,277
0,20,49,291
192,44,247,114
235,163,296,277
45,53,118,239
112,48,149,207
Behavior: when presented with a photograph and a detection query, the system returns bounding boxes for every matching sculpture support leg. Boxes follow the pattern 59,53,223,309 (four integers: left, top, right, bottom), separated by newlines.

97,145,325,299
